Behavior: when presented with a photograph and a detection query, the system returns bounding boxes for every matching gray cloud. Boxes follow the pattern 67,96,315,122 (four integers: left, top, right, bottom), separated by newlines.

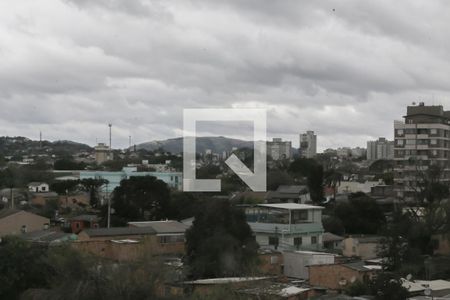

1,0,450,150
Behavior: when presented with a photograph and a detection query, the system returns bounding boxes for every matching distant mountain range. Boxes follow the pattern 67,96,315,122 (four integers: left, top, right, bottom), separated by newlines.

135,136,255,154
0,136,92,157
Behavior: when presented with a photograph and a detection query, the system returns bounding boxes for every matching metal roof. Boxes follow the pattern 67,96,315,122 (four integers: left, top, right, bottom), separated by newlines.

257,203,324,210
128,220,188,234
83,226,156,237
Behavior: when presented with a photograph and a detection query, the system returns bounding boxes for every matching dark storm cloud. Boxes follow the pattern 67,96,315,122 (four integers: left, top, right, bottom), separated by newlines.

1,0,450,149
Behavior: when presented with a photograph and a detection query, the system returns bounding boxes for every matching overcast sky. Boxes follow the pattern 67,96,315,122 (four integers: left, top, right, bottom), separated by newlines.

1,0,450,150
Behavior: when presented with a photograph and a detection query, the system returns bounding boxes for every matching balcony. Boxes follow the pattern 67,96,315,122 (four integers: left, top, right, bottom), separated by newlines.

248,222,323,235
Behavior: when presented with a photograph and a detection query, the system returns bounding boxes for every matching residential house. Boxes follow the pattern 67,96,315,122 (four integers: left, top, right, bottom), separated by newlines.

128,220,187,255
21,229,77,245
257,249,284,276
70,214,99,234
283,250,337,279
0,209,50,236
342,235,383,260
76,226,184,261
337,180,381,194
180,277,271,298
266,186,310,204
245,203,324,251
28,182,50,193
308,261,380,291
322,232,344,251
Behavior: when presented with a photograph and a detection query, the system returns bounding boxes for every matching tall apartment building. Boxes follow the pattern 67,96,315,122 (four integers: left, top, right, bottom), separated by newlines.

300,131,317,158
394,103,450,199
366,138,394,160
267,138,292,160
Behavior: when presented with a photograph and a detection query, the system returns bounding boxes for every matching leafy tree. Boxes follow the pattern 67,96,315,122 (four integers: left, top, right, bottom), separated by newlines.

80,178,108,208
54,158,86,170
196,165,222,179
369,272,409,300
324,169,343,200
369,159,394,174
185,200,259,279
335,193,385,234
288,158,324,202
345,280,370,296
167,191,202,221
0,236,52,299
50,180,80,195
267,170,294,191
322,215,346,236
400,164,450,254
374,172,394,185
111,176,171,225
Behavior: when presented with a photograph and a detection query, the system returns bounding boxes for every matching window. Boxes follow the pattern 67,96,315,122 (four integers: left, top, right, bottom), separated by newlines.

396,139,404,146
431,139,437,145
397,129,404,135
311,236,317,244
431,128,438,135
291,210,308,224
159,235,185,244
406,139,416,145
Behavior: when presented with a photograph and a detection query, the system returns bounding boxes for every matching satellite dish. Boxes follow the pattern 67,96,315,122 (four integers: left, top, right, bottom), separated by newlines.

406,274,413,281
350,276,356,283
424,288,432,296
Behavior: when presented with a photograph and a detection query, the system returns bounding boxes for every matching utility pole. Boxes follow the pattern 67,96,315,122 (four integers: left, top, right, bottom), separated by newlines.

10,187,14,209
108,123,112,160
106,183,111,228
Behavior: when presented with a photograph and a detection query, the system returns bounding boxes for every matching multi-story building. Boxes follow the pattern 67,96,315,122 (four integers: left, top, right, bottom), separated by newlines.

245,203,324,251
267,138,292,160
336,147,351,158
394,103,450,199
366,138,394,161
300,131,317,158
94,143,113,164
79,166,182,193
350,147,367,159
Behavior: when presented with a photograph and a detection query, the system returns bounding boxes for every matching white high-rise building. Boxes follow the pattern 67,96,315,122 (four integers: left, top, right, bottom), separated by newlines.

300,131,317,158
366,138,394,161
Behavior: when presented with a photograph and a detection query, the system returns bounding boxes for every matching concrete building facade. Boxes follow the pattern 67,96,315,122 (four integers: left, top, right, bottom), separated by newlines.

267,138,292,160
80,166,182,192
366,138,394,160
94,143,113,164
394,103,450,200
245,203,324,251
299,131,317,158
